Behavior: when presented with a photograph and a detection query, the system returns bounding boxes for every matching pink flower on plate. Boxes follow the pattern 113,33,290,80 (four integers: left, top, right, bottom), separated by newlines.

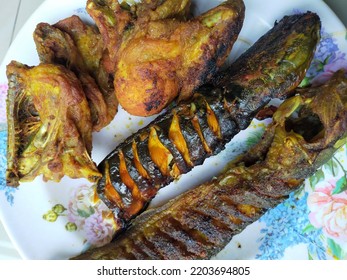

67,184,117,246
308,178,347,243
310,57,347,86
68,184,95,227
0,84,8,123
83,211,116,247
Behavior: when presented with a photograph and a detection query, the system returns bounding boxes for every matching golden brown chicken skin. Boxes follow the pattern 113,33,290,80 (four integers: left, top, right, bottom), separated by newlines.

6,62,101,186
33,18,119,131
114,0,245,116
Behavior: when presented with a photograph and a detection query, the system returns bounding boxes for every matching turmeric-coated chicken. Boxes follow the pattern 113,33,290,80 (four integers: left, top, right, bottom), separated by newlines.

33,17,117,131
6,62,101,187
113,0,245,116
53,15,118,128
86,0,193,74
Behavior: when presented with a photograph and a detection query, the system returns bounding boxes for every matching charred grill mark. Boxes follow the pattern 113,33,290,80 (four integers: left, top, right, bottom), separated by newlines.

173,210,220,246
190,204,237,230
158,216,207,258
124,239,148,260
185,208,233,244
155,228,191,259
138,232,167,259
145,229,187,259
133,235,163,260
98,90,236,222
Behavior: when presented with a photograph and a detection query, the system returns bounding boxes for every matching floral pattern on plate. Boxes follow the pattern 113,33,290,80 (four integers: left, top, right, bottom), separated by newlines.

303,28,347,86
67,184,117,248
256,27,347,260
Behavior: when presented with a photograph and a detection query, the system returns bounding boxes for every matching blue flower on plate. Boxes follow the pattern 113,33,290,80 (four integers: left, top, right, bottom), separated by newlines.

256,191,327,260
302,28,347,86
0,131,16,206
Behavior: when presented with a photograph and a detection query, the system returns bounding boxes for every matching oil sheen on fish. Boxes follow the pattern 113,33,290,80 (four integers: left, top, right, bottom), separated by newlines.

96,12,321,233
73,70,347,260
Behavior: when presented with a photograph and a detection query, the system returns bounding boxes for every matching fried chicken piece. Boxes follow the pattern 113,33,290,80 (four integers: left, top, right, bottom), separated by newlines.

6,61,101,187
86,0,192,75
86,0,134,74
33,19,118,131
115,0,245,116
53,15,103,75
133,0,192,21
53,15,119,128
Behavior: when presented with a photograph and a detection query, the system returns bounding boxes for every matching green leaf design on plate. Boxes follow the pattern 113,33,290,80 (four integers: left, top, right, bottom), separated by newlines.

302,224,317,234
77,206,95,218
299,76,311,87
332,176,347,195
325,157,339,176
327,238,345,259
309,168,325,190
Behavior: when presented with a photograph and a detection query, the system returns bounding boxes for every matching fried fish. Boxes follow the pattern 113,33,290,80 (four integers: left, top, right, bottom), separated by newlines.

72,70,347,260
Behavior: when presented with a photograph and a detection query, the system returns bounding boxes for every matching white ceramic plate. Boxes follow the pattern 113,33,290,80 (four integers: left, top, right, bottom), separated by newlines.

1,0,347,260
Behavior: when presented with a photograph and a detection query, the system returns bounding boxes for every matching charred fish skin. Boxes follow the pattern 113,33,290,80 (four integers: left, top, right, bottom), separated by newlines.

72,70,347,260
219,11,321,129
96,12,321,231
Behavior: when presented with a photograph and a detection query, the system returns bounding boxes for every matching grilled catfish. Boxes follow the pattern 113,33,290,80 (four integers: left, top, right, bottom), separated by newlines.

95,13,320,235
73,70,347,260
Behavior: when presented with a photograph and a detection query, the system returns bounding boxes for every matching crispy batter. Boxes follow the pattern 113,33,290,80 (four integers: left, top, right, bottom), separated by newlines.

33,19,117,131
133,0,192,21
54,15,119,128
6,61,101,186
114,0,245,116
86,0,134,73
86,0,192,74
53,15,104,75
